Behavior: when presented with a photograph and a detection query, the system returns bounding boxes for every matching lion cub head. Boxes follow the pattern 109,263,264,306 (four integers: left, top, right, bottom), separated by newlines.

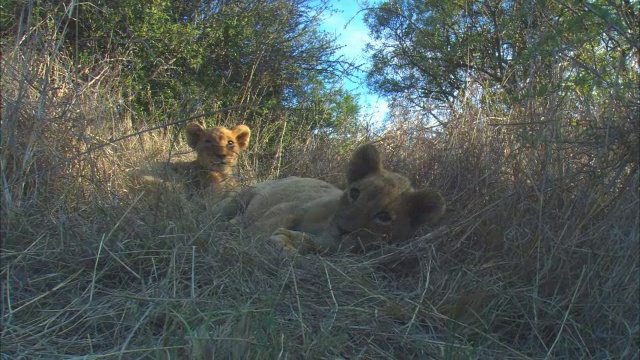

184,122,251,189
328,144,445,250
186,123,251,168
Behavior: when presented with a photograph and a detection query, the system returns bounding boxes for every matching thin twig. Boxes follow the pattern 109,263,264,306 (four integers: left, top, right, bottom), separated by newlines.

62,104,249,165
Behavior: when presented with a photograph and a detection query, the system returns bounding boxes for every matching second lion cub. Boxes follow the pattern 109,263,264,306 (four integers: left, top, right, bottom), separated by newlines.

178,122,251,191
135,122,251,192
225,144,445,253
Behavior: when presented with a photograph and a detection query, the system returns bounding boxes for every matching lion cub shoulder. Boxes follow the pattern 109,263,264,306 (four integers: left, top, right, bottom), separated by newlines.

134,122,251,192
226,144,445,253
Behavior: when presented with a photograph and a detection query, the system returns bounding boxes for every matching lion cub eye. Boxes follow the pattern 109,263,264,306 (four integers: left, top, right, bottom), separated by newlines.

227,140,235,146
374,211,392,224
204,139,213,144
349,188,360,201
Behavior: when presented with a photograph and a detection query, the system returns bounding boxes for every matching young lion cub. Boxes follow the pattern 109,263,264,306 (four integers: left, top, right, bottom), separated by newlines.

226,144,445,253
177,122,251,190
136,123,251,191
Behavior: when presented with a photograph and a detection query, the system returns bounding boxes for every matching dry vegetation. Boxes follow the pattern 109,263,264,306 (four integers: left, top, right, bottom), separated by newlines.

2,14,639,360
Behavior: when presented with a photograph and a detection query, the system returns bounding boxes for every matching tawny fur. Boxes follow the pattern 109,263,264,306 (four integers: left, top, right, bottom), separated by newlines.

135,123,251,192
221,144,445,253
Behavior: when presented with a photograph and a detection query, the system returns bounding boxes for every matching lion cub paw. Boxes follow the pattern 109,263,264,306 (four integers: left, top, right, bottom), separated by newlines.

270,228,318,254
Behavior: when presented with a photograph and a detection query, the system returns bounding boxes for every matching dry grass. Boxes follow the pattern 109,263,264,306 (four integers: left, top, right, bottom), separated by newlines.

2,15,639,360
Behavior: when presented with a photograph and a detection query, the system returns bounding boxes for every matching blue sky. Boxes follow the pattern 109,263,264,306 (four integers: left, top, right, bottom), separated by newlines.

318,1,389,124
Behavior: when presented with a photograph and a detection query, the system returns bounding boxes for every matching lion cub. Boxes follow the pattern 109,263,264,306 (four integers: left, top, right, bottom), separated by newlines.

137,123,251,191
226,144,445,253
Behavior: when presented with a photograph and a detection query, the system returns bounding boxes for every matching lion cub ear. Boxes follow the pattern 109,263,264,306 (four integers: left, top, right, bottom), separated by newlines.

347,144,383,183
232,125,251,149
404,189,446,227
185,123,205,149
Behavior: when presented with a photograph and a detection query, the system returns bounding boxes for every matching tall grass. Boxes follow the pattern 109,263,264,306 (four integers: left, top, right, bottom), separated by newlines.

2,6,638,360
